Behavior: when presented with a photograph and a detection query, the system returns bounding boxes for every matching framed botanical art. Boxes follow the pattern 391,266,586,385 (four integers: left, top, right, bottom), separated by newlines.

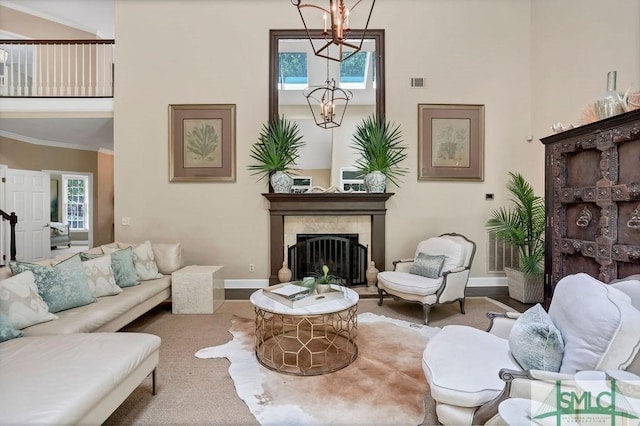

418,104,484,181
169,104,236,182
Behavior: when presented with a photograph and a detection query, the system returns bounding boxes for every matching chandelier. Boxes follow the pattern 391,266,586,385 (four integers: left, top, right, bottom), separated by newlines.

292,0,376,62
304,78,353,129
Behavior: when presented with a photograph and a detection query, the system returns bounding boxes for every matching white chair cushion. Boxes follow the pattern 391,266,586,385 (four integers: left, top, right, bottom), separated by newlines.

416,237,465,273
378,271,442,296
423,325,521,407
549,273,640,374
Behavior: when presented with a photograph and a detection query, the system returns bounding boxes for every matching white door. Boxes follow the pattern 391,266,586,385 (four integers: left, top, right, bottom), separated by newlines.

5,169,50,262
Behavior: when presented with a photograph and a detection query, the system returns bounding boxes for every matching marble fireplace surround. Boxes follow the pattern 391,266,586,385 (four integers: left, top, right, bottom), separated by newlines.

263,193,393,285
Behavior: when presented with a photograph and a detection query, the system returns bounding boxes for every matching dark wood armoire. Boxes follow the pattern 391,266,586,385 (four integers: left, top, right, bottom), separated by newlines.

540,109,640,307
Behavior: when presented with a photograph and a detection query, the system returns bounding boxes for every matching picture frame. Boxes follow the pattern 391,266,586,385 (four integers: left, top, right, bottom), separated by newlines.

169,104,236,182
418,104,484,181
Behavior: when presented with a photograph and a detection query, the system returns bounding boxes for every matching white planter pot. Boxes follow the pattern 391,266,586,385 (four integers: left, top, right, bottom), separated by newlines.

270,171,293,193
364,171,386,193
504,267,544,303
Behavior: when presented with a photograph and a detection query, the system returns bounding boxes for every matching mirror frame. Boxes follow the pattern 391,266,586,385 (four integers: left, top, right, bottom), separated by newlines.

269,29,385,121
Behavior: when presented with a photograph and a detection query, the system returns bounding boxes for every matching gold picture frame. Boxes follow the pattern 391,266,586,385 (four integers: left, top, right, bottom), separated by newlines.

418,104,484,181
169,104,236,182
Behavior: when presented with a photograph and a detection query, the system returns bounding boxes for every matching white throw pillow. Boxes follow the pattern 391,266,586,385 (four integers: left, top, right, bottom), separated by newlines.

82,254,123,297
0,271,58,330
415,237,464,273
549,273,640,373
131,240,162,281
151,243,183,275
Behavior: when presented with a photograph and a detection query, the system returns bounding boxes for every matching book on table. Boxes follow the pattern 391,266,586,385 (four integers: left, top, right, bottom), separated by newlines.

262,282,344,308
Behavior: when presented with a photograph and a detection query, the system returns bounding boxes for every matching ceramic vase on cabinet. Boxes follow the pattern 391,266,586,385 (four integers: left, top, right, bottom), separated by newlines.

270,171,293,193
364,171,386,193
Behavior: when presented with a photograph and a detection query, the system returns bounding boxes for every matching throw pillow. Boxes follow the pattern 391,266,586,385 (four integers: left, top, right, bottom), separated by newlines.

151,243,183,275
409,253,446,279
0,271,58,329
101,246,139,288
0,311,23,343
509,304,564,372
81,254,123,297
9,255,96,313
132,240,162,281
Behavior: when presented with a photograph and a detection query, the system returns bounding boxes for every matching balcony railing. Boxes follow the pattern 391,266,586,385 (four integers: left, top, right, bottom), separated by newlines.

0,39,114,98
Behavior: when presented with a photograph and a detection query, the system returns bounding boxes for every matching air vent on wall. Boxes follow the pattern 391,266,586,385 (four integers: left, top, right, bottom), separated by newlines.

410,77,426,88
486,231,519,273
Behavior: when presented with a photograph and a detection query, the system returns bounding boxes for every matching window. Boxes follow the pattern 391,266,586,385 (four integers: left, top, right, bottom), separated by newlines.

63,175,89,231
278,52,307,90
340,51,369,89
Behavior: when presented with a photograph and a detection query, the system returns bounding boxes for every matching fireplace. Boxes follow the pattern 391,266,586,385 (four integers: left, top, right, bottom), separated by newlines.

263,192,393,285
288,234,368,287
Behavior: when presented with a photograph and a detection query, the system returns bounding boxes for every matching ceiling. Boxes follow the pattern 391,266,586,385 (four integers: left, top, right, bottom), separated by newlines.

0,0,115,151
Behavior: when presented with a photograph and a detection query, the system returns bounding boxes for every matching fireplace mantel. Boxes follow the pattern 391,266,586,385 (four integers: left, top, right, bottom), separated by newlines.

263,192,393,284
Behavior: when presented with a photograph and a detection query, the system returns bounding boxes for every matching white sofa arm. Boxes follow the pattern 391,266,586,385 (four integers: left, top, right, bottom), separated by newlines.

393,258,414,273
486,312,521,338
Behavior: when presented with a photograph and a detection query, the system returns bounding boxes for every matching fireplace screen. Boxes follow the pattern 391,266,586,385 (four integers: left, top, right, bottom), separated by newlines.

287,234,368,287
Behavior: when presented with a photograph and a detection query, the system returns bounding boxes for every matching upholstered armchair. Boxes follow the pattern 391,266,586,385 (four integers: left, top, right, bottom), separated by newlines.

421,273,640,425
377,233,476,324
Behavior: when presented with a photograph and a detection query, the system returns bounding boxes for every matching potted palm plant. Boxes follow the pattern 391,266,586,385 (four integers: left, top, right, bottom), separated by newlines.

248,116,305,193
351,115,408,192
486,172,545,303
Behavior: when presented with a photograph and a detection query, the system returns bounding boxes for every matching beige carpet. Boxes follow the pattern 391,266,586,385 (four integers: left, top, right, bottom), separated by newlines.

105,297,510,425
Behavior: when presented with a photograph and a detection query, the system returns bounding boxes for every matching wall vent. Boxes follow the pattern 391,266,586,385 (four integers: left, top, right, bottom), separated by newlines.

486,231,519,273
410,77,425,88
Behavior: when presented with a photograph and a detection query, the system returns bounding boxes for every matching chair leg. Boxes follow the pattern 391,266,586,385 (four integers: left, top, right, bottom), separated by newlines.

152,368,157,395
377,288,385,306
459,298,466,314
422,304,432,325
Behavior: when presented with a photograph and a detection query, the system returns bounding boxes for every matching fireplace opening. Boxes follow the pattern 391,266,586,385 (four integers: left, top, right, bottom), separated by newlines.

287,234,368,287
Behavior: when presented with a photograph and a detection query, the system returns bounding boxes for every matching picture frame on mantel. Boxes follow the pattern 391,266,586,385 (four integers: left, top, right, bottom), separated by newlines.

418,103,484,181
169,104,236,182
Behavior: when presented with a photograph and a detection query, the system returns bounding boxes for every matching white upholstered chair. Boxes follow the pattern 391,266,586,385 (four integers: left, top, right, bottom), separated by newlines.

421,273,640,425
377,233,476,324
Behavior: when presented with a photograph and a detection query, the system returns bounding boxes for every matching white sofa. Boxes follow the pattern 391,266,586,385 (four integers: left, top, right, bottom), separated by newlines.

422,273,640,425
0,241,184,425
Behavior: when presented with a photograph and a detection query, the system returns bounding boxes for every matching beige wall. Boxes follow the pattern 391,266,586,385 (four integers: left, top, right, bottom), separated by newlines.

0,137,114,246
113,0,639,282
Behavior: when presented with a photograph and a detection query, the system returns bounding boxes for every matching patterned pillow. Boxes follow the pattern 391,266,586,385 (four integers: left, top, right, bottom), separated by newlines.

81,254,123,297
101,246,139,288
132,240,162,281
509,304,564,372
0,271,58,329
409,253,446,279
9,255,96,313
0,311,23,343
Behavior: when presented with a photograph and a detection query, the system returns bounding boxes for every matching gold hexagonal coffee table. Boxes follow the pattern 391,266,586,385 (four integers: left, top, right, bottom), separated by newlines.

250,286,358,375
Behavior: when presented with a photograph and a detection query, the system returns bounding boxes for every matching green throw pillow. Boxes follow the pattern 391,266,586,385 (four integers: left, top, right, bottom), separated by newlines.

9,255,95,313
409,253,446,278
0,311,23,342
105,247,139,288
508,304,564,372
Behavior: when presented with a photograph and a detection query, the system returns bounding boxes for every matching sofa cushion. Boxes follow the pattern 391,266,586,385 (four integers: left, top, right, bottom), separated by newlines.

415,237,464,273
151,242,183,275
9,255,96,313
0,311,23,342
101,246,139,288
0,271,58,329
423,325,521,407
549,273,640,373
508,304,564,372
410,253,445,279
81,254,122,297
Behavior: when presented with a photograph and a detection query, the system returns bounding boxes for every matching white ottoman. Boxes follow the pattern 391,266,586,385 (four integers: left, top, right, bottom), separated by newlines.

171,265,224,314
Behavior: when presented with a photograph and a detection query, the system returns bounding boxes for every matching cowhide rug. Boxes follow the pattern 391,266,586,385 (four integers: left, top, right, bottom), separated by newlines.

195,312,440,425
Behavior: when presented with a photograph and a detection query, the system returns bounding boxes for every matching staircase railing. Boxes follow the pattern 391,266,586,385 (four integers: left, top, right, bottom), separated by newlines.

0,209,17,261
0,39,115,98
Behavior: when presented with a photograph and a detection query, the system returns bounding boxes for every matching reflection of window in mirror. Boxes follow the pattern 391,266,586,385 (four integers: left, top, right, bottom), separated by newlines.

270,30,385,190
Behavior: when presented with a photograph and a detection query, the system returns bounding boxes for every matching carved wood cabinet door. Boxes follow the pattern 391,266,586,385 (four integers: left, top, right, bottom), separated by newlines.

541,110,640,307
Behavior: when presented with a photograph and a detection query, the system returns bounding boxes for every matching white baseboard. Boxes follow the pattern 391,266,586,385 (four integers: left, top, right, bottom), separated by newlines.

225,279,269,289
225,277,506,289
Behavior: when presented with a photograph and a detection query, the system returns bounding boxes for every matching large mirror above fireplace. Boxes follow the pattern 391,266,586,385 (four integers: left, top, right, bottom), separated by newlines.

269,29,385,190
